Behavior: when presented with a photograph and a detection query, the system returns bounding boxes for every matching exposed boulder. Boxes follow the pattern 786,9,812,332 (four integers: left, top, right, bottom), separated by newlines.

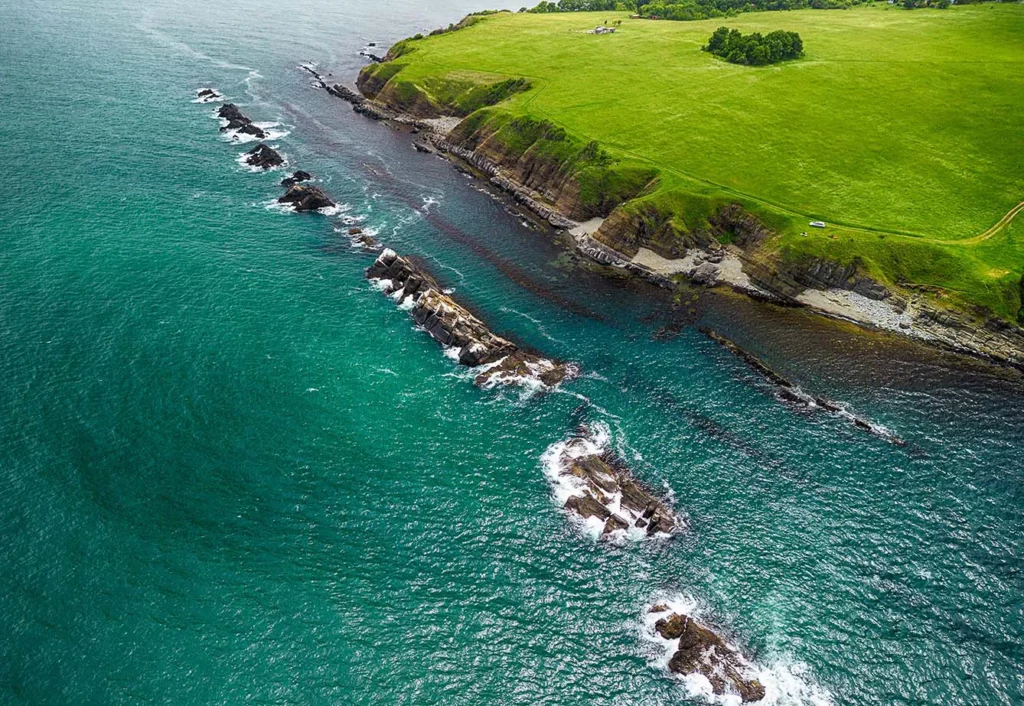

366,249,575,390
280,170,312,188
650,608,766,703
357,233,381,250
244,143,284,170
278,184,334,211
550,428,678,538
195,87,222,102
218,103,266,138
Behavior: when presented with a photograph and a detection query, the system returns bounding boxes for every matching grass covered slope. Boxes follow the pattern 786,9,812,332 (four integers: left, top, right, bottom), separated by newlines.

363,5,1024,321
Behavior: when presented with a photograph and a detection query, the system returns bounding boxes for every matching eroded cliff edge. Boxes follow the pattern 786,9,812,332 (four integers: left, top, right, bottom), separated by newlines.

317,33,1024,370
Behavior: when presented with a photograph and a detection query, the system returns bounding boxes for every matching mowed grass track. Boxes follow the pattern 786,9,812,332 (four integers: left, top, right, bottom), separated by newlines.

390,5,1024,318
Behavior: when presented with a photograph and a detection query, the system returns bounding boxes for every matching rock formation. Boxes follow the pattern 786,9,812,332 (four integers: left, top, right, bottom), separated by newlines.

218,103,266,138
244,143,284,170
648,605,766,702
195,87,222,102
366,249,574,389
703,328,906,445
278,184,334,211
551,429,677,538
280,170,312,188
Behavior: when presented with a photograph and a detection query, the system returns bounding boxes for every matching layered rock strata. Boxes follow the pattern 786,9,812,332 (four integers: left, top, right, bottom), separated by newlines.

648,605,766,703
552,430,678,538
366,249,574,389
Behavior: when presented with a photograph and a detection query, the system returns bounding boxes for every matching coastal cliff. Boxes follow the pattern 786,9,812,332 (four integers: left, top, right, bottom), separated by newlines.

329,35,1024,370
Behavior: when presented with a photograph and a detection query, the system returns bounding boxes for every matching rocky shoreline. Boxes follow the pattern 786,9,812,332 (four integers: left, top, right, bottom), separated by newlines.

366,249,575,390
310,73,1024,373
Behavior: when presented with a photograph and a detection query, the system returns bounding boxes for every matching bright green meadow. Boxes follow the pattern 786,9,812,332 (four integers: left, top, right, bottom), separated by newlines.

373,4,1024,318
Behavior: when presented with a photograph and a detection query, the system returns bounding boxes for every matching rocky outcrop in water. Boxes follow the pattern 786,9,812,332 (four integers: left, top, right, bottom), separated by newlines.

244,143,284,170
218,103,267,138
703,328,906,445
366,249,574,389
196,87,222,103
552,430,677,538
280,170,312,188
278,184,334,211
648,605,766,702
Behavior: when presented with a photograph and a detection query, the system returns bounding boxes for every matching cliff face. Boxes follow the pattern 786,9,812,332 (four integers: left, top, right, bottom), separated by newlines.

593,202,714,259
449,112,657,221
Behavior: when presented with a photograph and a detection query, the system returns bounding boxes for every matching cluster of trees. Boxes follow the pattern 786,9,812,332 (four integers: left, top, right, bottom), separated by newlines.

526,0,621,11
704,26,803,64
524,0,866,19
900,0,951,8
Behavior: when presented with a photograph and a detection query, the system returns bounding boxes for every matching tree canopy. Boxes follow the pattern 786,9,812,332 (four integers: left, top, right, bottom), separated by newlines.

526,0,866,19
704,26,803,64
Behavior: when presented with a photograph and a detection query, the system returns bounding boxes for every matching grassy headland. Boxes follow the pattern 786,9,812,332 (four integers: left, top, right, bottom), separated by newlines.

359,5,1024,322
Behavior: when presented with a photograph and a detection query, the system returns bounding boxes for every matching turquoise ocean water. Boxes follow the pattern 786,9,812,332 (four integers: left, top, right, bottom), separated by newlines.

1,1,1022,703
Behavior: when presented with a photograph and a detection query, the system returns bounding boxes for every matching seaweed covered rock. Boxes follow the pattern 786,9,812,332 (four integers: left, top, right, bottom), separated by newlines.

366,249,574,390
278,184,334,211
649,606,766,702
244,143,284,170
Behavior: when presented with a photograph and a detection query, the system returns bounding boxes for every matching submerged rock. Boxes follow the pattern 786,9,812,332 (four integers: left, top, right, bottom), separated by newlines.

551,429,677,538
280,170,312,188
244,143,284,170
357,233,380,250
366,249,574,390
702,327,906,445
278,184,334,211
218,103,266,138
649,607,765,702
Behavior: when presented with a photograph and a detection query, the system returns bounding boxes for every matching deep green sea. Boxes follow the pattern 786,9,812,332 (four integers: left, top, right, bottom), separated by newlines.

2,1,1023,704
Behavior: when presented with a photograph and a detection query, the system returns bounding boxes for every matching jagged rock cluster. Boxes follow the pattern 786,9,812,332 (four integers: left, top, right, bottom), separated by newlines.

279,183,334,211
281,170,311,188
648,605,766,702
200,90,341,214
244,143,284,170
195,87,222,103
555,432,677,538
218,103,266,139
366,249,573,389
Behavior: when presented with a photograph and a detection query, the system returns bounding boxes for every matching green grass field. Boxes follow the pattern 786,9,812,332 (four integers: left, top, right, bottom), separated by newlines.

375,5,1024,319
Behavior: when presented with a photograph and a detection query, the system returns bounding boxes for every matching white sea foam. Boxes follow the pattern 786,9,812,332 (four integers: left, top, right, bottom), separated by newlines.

539,422,615,540
419,195,441,213
318,203,349,217
541,423,674,541
223,121,290,144
641,597,835,706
